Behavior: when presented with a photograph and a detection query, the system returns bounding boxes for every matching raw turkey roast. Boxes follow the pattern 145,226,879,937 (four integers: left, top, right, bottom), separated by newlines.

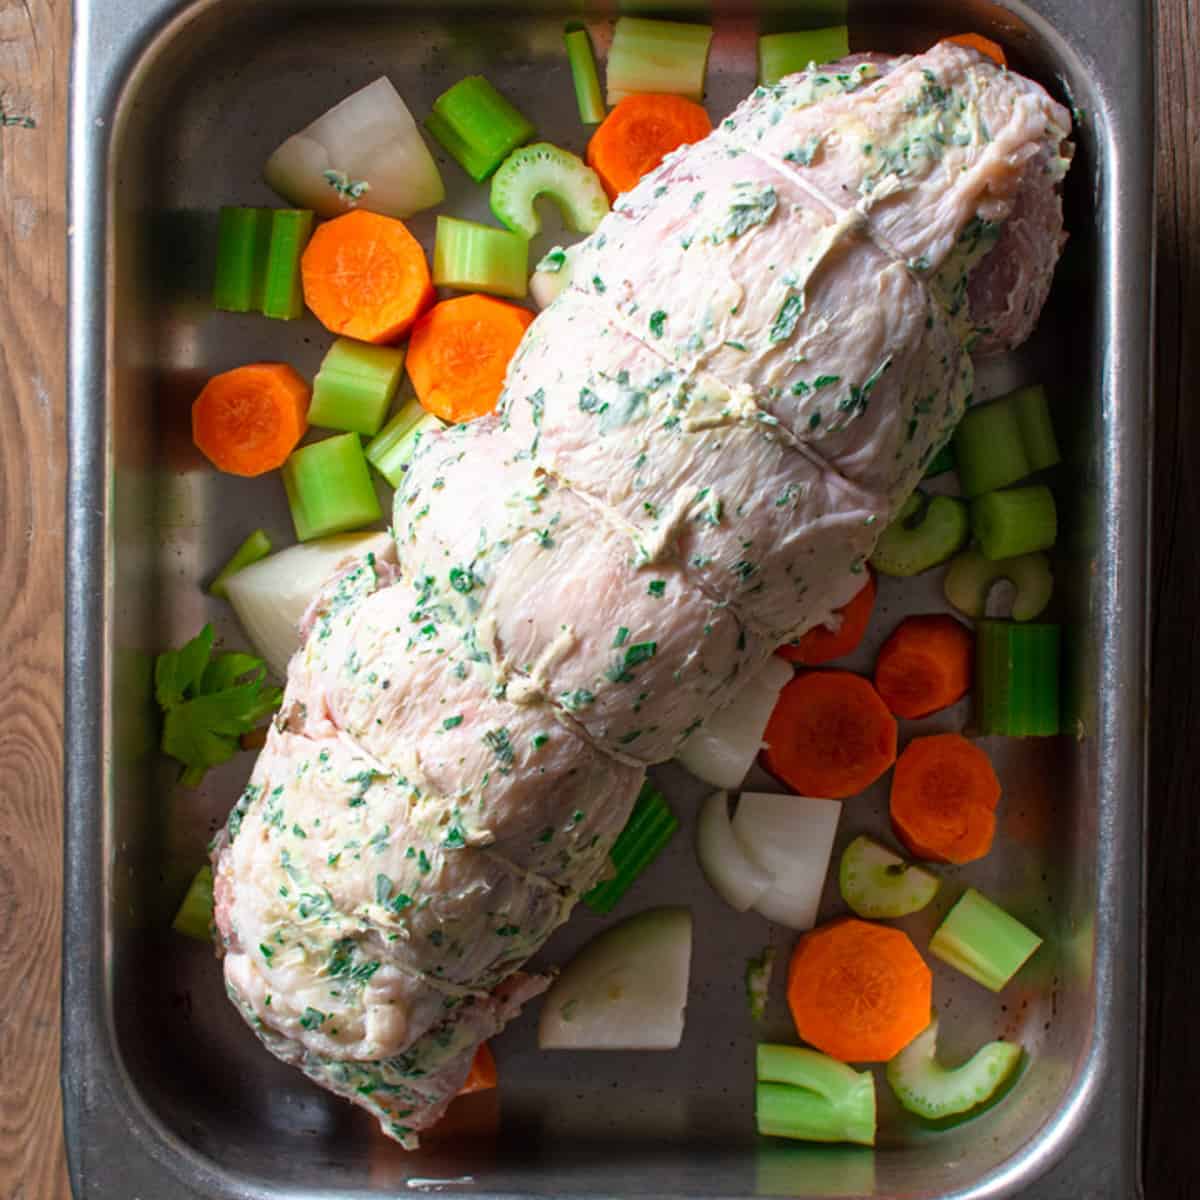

211,42,1073,1144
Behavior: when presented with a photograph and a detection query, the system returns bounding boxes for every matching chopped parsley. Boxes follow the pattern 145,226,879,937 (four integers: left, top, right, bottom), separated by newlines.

649,310,667,338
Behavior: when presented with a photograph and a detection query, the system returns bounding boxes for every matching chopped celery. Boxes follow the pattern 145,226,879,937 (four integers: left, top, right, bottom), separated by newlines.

606,17,713,104
1009,385,1061,472
745,946,776,1022
975,620,1061,736
930,888,1043,992
870,491,969,577
282,433,382,542
208,528,273,599
886,1018,1023,1120
365,403,443,487
954,385,1059,497
944,548,1053,622
490,143,609,239
213,206,272,311
923,440,956,479
172,864,215,942
433,215,529,299
565,25,606,125
838,835,940,919
213,206,313,319
426,76,535,182
310,338,406,435
582,782,678,914
971,485,1057,560
261,209,314,320
755,1045,876,1146
953,400,1031,497
757,27,850,85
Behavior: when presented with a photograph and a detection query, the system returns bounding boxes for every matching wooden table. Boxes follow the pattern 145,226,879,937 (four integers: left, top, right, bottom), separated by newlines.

0,1,1194,1195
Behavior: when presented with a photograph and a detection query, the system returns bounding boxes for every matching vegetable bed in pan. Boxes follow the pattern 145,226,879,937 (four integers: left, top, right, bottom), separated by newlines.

155,13,1073,1159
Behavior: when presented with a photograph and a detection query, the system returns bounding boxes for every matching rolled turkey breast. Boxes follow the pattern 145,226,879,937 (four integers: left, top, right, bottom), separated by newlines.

212,41,1073,1145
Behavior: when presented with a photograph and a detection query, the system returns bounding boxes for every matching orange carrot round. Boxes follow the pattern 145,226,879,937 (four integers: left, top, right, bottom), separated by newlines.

301,209,434,344
890,733,999,864
458,1042,497,1095
406,293,534,422
778,570,877,666
191,362,309,477
761,671,898,799
586,93,712,200
873,613,973,719
787,918,932,1062
944,33,1008,67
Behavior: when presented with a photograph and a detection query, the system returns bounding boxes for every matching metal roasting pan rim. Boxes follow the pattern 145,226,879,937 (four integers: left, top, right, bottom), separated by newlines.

63,0,1153,1196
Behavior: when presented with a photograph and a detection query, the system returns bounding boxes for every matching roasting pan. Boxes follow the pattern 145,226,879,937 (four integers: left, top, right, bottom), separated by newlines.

64,0,1152,1195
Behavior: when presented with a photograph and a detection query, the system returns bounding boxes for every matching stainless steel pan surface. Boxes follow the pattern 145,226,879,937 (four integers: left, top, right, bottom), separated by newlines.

64,1,1152,1196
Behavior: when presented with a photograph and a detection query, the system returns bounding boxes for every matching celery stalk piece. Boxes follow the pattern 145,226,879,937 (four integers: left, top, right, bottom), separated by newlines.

309,338,406,435
971,484,1057,560
172,865,215,942
953,400,1032,497
425,76,536,182
757,27,850,86
208,528,273,599
261,209,314,320
944,547,1053,622
213,206,272,312
870,491,969,577
839,835,940,919
745,946,776,1022
282,432,382,542
974,619,1061,736
886,1017,1024,1121
582,782,678,914
490,143,609,239
923,440,956,479
365,403,443,487
930,887,1043,992
565,25,606,125
755,1044,876,1146
433,215,529,299
1009,384,1060,472
606,17,713,104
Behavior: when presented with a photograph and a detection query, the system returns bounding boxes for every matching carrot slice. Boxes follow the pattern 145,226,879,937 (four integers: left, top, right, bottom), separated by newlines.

944,33,1008,67
873,613,973,719
890,733,1000,865
586,93,712,200
301,209,434,344
787,918,932,1062
458,1042,497,1095
778,570,877,666
761,671,898,799
406,293,534,422
191,362,309,477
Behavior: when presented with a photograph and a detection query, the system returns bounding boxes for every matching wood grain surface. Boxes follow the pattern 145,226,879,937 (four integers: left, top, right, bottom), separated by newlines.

0,1,1194,1197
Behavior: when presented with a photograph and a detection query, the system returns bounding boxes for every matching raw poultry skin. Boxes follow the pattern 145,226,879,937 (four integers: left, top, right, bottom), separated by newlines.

212,43,1072,1145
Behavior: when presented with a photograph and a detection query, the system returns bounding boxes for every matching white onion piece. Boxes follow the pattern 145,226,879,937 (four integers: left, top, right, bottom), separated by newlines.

264,77,444,220
529,243,580,309
675,657,794,789
224,532,393,679
538,907,692,1049
732,792,842,931
695,790,775,912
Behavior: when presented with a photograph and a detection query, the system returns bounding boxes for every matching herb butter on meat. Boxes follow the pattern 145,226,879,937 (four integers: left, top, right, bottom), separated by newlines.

211,41,1072,1145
